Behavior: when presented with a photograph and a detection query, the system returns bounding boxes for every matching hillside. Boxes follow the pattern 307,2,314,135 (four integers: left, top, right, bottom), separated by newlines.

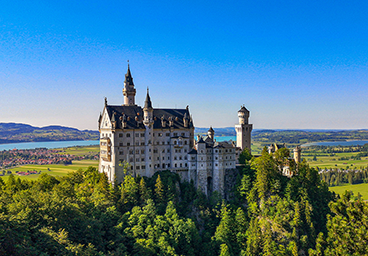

0,123,99,144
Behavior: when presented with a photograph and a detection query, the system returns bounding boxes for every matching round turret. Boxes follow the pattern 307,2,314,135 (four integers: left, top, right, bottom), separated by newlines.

238,106,249,124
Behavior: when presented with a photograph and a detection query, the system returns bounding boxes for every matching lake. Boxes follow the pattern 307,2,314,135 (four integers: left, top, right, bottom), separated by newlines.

302,140,368,147
0,140,100,151
0,136,237,151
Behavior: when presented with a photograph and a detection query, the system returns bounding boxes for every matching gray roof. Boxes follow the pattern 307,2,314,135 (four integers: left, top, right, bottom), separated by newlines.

238,106,249,113
104,105,193,130
188,149,197,154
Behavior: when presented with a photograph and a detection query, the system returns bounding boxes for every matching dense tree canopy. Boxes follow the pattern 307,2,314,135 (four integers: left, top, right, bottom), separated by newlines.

0,150,366,255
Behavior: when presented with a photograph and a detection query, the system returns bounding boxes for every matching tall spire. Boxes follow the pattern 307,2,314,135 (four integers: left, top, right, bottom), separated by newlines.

122,62,136,106
144,87,152,109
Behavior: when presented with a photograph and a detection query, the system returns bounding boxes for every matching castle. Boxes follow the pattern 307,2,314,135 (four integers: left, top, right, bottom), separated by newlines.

98,65,252,196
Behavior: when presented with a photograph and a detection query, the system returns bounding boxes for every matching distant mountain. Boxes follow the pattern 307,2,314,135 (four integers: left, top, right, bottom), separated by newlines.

0,123,99,144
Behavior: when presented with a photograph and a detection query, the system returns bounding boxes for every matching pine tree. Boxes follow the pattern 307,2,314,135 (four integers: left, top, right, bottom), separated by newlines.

139,177,150,204
155,174,164,203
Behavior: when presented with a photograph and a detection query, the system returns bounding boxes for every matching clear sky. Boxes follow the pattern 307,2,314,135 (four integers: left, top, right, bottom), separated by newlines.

1,1,368,130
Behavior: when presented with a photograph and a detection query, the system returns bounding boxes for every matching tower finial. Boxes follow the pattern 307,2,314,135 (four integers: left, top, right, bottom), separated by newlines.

104,97,107,106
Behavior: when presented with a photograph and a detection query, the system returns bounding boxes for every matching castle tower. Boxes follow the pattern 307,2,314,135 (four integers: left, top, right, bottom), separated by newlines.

122,64,136,105
143,88,154,177
293,146,301,163
235,106,253,153
208,127,214,140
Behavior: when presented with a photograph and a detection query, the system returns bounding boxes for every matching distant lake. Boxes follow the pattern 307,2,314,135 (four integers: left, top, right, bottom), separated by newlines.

302,140,368,147
0,140,100,151
0,136,237,151
215,136,236,142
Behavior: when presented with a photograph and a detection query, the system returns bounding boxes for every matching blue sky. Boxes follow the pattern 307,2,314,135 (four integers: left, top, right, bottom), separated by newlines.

1,1,368,130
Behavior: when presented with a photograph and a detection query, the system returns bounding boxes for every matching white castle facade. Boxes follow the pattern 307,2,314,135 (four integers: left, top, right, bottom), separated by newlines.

98,66,252,196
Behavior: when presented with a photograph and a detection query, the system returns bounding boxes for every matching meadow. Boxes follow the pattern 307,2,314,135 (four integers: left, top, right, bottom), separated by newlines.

303,151,368,169
329,183,368,200
1,160,98,181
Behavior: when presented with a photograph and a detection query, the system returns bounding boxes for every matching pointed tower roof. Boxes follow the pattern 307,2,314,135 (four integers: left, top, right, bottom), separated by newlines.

144,88,153,109
238,105,249,113
124,64,134,87
208,126,214,132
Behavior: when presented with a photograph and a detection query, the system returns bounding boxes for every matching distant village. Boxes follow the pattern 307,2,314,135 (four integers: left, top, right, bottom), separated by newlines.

0,148,99,176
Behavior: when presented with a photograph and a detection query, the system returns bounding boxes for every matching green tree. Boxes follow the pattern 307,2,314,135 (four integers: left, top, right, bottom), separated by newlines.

154,174,164,204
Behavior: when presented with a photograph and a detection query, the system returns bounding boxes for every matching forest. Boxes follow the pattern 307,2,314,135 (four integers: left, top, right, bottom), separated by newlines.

0,148,367,255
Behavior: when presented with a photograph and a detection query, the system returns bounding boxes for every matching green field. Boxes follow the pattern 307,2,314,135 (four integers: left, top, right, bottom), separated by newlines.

303,151,368,169
57,145,100,155
329,183,368,200
1,160,98,181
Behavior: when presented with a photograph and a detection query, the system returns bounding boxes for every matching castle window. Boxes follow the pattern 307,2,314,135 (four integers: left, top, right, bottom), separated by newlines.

153,149,158,153
174,157,177,160
136,133,139,137
192,157,195,160
185,163,187,167
184,140,187,145
119,151,123,155
141,142,144,146
174,133,178,136
184,149,187,153
162,149,165,153
226,149,228,152
157,157,159,160
157,164,160,168
215,164,218,166
181,133,185,136
175,164,177,167
167,149,170,153
192,164,195,167
102,133,104,137
131,166,133,170
168,164,170,168
149,149,151,152
119,133,123,137
127,133,130,137
215,150,218,153
141,150,145,154
136,150,139,154
174,141,177,145
127,143,130,146
129,150,133,154
162,141,165,145
166,133,170,136
130,158,133,162
136,141,139,146
141,133,145,137
142,165,145,169
136,166,140,169
162,164,165,168
180,163,182,167
179,156,182,160
158,133,163,137
136,158,139,162
119,143,123,146
162,157,164,160
168,156,170,160
141,158,144,162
